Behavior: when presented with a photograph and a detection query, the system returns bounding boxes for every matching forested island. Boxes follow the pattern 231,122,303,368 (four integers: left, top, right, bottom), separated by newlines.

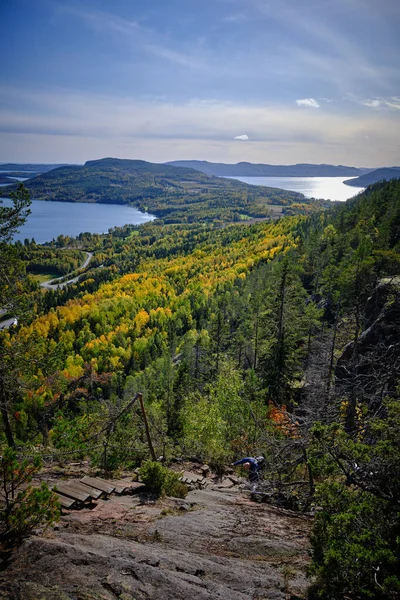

0,178,399,599
2,157,318,224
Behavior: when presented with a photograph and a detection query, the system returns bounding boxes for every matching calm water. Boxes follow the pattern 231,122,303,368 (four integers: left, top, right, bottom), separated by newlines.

0,197,155,243
1,175,364,243
227,176,365,202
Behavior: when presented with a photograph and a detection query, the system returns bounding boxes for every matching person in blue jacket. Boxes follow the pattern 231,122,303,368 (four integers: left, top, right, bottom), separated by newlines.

233,456,265,483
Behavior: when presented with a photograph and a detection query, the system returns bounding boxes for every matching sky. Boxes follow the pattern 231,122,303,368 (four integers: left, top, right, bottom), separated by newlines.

0,0,399,166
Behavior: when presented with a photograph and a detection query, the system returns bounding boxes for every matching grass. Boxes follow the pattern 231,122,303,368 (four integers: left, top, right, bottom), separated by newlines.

28,272,59,283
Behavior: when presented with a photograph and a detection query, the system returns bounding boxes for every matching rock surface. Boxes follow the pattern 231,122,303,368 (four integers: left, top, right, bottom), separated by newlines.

336,278,400,405
0,475,311,600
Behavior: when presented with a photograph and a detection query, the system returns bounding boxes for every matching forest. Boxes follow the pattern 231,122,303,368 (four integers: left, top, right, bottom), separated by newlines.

0,179,399,599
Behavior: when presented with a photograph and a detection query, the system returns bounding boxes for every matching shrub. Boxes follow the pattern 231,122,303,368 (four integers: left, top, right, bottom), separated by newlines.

308,484,400,599
139,461,188,498
308,405,400,599
0,448,60,548
163,469,188,499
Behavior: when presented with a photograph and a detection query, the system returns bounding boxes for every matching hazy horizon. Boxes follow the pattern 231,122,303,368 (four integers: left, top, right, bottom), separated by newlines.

1,158,398,169
1,1,399,167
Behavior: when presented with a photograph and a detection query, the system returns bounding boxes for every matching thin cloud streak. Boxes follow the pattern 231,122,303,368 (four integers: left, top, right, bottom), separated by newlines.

57,4,142,36
231,0,400,96
49,1,400,102
56,2,205,70
143,45,205,69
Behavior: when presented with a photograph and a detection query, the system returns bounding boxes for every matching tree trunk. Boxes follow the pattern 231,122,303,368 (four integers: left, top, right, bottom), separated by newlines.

0,404,15,449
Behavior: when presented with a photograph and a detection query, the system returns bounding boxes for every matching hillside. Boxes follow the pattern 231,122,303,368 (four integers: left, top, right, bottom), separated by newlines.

1,180,400,599
344,166,400,187
166,160,371,177
0,175,15,184
2,157,311,224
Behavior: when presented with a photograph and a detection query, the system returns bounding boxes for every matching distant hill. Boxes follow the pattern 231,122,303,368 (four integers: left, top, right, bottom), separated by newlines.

0,175,15,184
166,160,372,177
0,163,69,173
344,167,400,187
2,157,314,224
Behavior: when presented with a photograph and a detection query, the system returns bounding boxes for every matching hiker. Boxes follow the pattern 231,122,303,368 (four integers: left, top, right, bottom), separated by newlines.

232,456,265,484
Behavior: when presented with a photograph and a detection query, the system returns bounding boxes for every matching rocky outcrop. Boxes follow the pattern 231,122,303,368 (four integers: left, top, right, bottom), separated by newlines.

336,278,400,406
0,475,311,599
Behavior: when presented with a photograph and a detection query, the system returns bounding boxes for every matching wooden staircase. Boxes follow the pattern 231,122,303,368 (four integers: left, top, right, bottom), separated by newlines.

53,476,144,510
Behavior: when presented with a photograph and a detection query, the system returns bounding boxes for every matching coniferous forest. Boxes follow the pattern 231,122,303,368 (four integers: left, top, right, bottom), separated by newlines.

1,179,400,599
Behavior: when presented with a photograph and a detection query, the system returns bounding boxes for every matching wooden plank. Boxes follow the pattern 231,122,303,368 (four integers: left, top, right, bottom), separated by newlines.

80,476,115,495
53,492,76,509
113,484,129,495
70,481,104,500
109,480,146,495
54,482,92,503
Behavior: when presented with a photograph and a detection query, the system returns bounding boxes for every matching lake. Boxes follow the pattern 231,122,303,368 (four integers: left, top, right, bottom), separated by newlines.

226,176,365,202
1,175,364,243
0,197,155,244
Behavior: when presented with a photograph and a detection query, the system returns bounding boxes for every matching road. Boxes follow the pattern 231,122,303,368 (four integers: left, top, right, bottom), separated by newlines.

0,317,16,331
0,252,93,329
40,251,93,290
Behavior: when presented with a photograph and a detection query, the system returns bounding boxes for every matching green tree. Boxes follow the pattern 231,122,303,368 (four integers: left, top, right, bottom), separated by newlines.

0,185,31,447
0,184,31,309
308,402,400,599
0,448,60,548
258,257,316,406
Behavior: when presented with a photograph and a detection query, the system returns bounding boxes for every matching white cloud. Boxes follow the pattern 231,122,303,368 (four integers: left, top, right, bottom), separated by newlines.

361,99,381,108
234,134,249,140
384,98,400,110
296,98,320,108
356,97,400,110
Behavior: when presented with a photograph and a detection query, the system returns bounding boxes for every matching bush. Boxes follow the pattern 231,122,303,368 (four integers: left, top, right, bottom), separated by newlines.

0,448,60,548
139,461,188,498
308,484,400,599
308,405,400,599
163,469,188,499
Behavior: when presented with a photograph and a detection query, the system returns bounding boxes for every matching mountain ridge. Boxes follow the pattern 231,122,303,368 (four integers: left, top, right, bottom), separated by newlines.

166,160,373,177
344,166,400,187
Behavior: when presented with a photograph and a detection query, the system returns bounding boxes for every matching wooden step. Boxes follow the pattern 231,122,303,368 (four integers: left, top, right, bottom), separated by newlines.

80,476,115,495
68,480,104,500
53,492,77,509
113,483,130,495
54,482,93,503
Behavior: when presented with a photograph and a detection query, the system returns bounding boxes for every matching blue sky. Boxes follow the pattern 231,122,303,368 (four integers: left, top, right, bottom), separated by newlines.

1,0,399,166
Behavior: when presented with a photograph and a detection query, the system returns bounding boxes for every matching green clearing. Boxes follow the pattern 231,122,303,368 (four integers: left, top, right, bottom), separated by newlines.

28,272,59,283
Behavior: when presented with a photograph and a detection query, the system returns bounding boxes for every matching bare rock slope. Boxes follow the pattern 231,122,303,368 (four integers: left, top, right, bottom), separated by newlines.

0,475,311,600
